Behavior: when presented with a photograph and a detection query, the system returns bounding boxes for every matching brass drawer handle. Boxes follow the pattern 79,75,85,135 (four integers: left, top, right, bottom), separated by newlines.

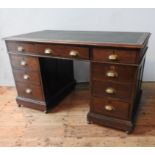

105,87,116,94
25,88,32,94
104,105,115,111
23,74,30,80
69,50,79,57
44,48,53,54
106,71,118,78
17,46,24,52
108,54,118,60
20,60,27,66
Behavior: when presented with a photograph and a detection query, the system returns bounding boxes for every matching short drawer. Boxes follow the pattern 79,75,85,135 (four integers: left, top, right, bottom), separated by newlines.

7,41,36,54
92,80,133,100
16,82,44,101
36,43,89,60
13,69,41,85
91,62,138,83
91,97,129,120
92,47,139,64
10,55,39,71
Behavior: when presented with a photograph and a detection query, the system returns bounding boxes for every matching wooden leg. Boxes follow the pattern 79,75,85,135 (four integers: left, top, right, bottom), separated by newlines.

44,110,48,114
87,120,93,124
125,128,133,134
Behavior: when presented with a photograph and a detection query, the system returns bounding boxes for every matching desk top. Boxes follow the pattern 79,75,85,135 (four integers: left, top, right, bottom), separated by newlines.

4,30,150,48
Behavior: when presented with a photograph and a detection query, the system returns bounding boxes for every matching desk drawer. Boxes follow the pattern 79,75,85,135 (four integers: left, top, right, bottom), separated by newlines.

91,97,129,120
36,44,89,59
16,82,44,101
10,55,39,71
93,47,139,64
7,42,36,54
91,62,138,83
92,80,133,100
13,69,41,85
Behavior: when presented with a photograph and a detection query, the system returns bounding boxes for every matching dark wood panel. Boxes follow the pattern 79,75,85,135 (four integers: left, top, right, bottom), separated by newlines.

92,47,139,64
16,82,44,101
91,62,138,83
92,80,133,101
91,97,129,120
36,43,89,60
129,57,146,120
10,54,39,71
13,69,41,85
39,57,76,112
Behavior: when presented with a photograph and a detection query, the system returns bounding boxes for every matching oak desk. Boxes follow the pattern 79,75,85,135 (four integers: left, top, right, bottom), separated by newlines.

5,30,150,133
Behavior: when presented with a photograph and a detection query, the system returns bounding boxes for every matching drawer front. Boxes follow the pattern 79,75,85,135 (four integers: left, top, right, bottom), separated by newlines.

13,69,41,85
10,55,39,71
91,62,138,83
92,80,133,100
7,42,36,54
36,44,89,59
93,47,139,64
91,97,129,119
16,82,44,101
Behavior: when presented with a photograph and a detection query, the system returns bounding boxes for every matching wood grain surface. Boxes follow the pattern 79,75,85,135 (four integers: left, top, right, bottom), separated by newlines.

0,82,155,146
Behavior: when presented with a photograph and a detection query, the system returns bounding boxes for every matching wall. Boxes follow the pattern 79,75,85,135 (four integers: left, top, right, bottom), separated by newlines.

0,8,155,86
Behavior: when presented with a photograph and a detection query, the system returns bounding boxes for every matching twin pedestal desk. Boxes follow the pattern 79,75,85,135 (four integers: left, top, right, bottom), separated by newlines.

4,30,150,133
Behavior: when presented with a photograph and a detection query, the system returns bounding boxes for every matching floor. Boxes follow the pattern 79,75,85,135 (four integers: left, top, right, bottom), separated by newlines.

0,83,155,146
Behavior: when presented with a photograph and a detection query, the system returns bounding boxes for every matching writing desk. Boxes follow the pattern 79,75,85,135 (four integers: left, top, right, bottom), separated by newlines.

5,30,150,133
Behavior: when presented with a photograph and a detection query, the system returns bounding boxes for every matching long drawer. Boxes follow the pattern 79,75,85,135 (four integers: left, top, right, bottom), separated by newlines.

91,62,138,83
36,43,89,60
91,97,129,120
7,41,90,60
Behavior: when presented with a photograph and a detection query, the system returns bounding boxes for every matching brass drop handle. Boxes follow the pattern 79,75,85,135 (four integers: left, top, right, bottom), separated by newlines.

106,71,118,78
108,54,118,60
23,74,30,80
17,46,24,52
25,88,32,94
20,60,27,66
105,87,116,94
69,50,79,57
104,105,115,111
44,48,53,54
